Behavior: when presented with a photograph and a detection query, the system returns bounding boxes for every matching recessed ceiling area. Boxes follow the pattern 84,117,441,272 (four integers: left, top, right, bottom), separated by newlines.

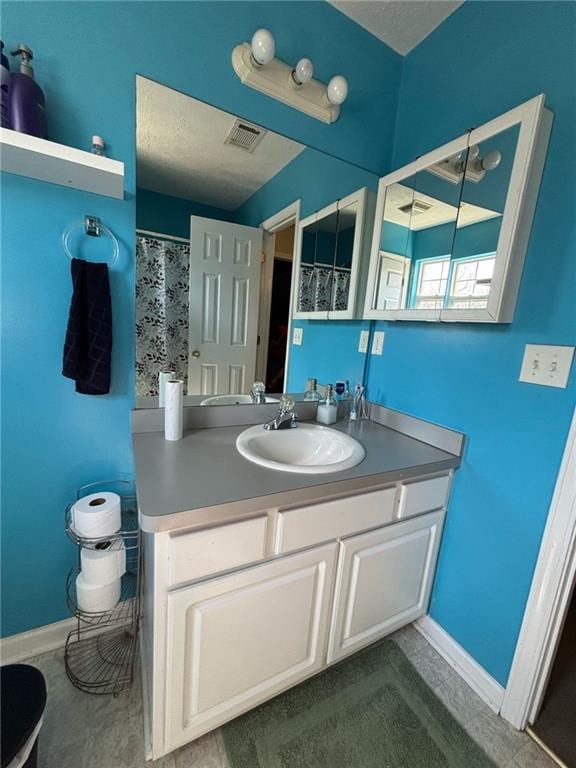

136,76,305,211
329,0,464,55
384,183,500,230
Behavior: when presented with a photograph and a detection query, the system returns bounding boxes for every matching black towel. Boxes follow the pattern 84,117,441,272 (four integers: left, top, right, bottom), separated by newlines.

62,257,112,395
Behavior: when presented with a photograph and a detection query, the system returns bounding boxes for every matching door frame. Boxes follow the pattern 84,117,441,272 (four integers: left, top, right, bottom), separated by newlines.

501,405,576,729
256,200,301,388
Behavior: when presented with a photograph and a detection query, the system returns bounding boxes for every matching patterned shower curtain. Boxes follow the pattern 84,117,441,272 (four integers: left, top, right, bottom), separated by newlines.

135,235,190,397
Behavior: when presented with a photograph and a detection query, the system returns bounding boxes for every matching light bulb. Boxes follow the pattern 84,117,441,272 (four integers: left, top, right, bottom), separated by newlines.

326,75,349,106
482,150,502,171
468,144,480,160
251,28,275,66
449,151,466,174
293,57,313,86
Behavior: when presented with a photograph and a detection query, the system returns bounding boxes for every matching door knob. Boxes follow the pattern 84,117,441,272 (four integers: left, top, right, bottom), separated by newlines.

191,350,200,359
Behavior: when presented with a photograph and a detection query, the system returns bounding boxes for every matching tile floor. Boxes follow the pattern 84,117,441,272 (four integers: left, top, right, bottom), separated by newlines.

28,624,557,768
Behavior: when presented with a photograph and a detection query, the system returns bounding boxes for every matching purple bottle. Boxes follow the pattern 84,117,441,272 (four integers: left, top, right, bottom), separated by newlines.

0,41,10,128
9,44,47,139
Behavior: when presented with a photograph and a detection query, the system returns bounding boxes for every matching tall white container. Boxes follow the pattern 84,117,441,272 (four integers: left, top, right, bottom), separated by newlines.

164,379,184,441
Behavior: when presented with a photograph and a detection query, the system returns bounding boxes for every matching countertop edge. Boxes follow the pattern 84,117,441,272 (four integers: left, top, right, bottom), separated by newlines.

139,455,459,533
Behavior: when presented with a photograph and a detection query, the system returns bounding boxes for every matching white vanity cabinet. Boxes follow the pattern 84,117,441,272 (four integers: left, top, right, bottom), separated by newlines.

143,471,452,759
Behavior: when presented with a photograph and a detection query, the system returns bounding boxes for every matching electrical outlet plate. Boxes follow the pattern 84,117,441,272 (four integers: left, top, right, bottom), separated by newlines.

371,331,385,356
358,330,369,353
519,344,574,389
293,327,303,346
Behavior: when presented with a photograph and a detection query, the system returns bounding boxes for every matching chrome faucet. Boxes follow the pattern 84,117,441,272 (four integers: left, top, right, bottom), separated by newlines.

250,381,266,404
263,395,298,430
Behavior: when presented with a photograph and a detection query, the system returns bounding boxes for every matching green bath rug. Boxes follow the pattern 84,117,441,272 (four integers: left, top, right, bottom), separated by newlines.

221,638,494,768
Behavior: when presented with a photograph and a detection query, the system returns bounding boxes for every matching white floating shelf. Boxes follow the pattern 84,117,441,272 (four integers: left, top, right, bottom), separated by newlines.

0,128,124,199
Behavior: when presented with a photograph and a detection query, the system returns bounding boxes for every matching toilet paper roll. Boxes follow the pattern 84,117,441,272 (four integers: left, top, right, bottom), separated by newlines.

165,379,183,441
159,370,175,407
72,492,121,539
80,539,126,585
76,572,121,613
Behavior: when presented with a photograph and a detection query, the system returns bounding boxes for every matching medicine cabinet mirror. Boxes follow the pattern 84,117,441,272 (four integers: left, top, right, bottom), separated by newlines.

293,187,375,320
364,94,552,323
134,76,377,408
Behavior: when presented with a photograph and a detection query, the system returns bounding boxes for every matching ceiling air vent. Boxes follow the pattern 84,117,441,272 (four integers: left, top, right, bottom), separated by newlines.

225,120,266,153
398,199,432,216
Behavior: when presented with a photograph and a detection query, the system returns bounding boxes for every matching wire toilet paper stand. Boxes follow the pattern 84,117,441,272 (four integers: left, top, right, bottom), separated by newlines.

64,479,140,696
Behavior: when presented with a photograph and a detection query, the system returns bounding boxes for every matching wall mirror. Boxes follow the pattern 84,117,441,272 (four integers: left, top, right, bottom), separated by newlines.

293,187,375,321
364,94,552,323
134,76,377,408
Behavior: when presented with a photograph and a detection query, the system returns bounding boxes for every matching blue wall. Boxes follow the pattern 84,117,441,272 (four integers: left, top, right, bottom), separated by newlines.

366,0,576,685
136,187,234,238
1,1,401,637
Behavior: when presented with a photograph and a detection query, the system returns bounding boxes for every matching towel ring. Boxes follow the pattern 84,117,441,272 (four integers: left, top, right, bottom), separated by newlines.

62,216,119,267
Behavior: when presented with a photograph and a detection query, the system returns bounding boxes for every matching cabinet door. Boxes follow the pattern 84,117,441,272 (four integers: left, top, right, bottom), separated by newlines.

164,543,337,751
327,510,445,664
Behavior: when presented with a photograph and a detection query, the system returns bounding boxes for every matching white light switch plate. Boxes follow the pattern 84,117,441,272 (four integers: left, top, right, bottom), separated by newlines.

292,327,303,346
358,330,370,353
519,344,574,388
371,331,385,356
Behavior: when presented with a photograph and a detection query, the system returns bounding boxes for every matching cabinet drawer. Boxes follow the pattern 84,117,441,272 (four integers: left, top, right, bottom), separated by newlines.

397,474,450,520
168,516,268,586
274,487,396,554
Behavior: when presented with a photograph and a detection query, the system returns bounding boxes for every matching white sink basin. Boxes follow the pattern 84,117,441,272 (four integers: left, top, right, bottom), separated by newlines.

236,423,365,474
201,394,279,406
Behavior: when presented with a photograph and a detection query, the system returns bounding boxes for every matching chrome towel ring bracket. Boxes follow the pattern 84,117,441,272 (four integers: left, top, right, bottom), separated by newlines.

62,215,120,267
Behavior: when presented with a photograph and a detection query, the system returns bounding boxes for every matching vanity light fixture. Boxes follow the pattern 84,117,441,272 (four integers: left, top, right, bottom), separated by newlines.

232,28,349,124
427,145,502,184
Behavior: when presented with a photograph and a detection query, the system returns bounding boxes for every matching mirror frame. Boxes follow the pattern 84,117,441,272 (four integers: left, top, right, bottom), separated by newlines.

364,94,552,323
293,187,374,321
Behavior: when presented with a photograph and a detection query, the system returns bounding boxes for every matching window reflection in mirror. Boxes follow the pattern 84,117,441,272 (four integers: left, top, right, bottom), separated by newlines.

446,123,519,309
373,123,518,313
407,163,465,309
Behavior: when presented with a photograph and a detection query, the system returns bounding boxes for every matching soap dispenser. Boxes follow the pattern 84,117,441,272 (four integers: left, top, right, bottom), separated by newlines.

9,44,47,138
304,377,321,401
316,384,338,425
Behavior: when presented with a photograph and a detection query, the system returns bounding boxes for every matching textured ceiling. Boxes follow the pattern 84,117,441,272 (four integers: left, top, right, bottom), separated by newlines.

385,183,500,231
329,0,464,55
136,77,305,210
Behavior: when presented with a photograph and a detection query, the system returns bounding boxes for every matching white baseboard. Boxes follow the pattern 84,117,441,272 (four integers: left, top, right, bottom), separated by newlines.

414,615,505,714
0,617,77,664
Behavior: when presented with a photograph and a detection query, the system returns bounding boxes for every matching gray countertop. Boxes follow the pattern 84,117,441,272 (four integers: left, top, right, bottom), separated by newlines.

133,419,460,532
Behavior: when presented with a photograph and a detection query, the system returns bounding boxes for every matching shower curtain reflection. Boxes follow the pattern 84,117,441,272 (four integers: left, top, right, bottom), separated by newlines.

135,235,190,397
